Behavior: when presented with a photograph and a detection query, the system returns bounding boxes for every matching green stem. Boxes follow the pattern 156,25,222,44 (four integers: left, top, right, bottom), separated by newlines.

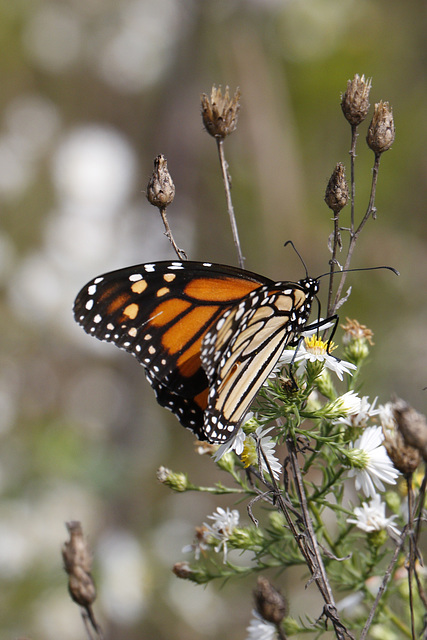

384,605,413,638
309,467,346,502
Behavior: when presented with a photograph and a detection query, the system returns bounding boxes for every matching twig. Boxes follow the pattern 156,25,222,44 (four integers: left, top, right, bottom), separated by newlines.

332,152,382,313
257,441,352,640
406,475,417,640
159,207,187,260
360,526,409,640
216,138,244,269
349,124,358,234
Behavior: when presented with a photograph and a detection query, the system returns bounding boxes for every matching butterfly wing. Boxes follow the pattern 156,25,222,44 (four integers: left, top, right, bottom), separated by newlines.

73,260,273,440
200,282,314,443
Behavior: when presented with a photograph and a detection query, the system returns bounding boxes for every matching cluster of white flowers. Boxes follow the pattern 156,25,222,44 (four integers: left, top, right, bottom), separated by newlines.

347,493,400,536
187,335,402,629
203,506,240,562
345,404,402,538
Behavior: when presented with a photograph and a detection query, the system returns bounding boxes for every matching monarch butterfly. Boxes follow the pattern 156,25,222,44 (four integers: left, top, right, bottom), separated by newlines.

73,260,325,444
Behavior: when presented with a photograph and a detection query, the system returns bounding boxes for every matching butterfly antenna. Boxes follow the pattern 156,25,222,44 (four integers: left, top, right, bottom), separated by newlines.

284,240,309,278
316,265,399,280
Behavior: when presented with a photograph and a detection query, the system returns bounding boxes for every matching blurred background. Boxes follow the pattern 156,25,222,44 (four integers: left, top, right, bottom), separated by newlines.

0,0,425,638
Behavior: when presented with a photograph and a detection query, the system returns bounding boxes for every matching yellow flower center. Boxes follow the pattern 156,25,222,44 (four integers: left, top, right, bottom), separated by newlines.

241,438,257,468
304,335,336,355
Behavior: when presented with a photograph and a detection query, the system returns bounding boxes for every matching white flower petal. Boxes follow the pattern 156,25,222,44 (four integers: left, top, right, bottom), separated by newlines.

348,426,399,498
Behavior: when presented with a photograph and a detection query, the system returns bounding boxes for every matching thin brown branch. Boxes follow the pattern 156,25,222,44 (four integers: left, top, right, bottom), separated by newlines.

360,527,408,640
159,207,187,260
216,138,244,269
257,441,353,640
332,152,382,313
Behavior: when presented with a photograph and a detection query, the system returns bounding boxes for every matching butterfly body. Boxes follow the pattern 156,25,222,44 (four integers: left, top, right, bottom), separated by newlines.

74,261,319,443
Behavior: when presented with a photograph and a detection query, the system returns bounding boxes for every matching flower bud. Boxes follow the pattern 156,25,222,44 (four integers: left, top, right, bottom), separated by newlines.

146,154,175,209
325,163,349,213
156,466,189,491
366,101,395,155
367,528,388,549
392,398,427,462
173,562,210,584
254,576,288,625
341,74,371,126
268,511,286,535
229,526,265,550
62,521,96,607
341,318,374,366
201,85,240,138
172,562,193,579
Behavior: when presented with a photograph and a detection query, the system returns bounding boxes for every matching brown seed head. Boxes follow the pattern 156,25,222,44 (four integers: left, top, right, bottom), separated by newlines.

173,561,193,579
201,85,240,139
62,521,96,607
341,74,372,126
341,318,374,346
254,576,288,625
325,163,349,213
382,408,421,475
366,101,395,155
146,154,175,209
392,398,427,462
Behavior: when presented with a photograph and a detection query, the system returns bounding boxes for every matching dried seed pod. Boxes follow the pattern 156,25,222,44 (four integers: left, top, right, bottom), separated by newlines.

62,521,96,607
146,154,175,209
341,74,372,126
325,163,349,213
382,415,421,475
201,85,240,138
392,398,427,462
253,576,288,625
366,101,395,155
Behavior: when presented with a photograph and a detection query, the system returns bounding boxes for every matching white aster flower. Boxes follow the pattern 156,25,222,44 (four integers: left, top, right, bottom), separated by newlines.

203,506,239,562
336,395,380,428
278,336,357,381
213,427,246,461
246,611,277,640
347,493,400,536
241,426,282,480
347,426,400,498
328,390,362,417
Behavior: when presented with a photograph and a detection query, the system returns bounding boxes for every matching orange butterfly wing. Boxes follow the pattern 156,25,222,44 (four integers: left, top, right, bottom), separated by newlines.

74,261,272,440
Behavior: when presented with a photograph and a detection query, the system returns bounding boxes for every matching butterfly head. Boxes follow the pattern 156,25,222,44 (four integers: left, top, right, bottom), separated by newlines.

299,276,319,294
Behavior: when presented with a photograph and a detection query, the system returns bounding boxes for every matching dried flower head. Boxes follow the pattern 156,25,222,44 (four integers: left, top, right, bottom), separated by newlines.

173,561,194,579
325,163,349,213
380,402,421,474
392,398,427,461
146,154,175,209
62,521,96,607
366,101,395,155
341,74,372,126
201,85,240,138
254,576,288,625
341,318,374,346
